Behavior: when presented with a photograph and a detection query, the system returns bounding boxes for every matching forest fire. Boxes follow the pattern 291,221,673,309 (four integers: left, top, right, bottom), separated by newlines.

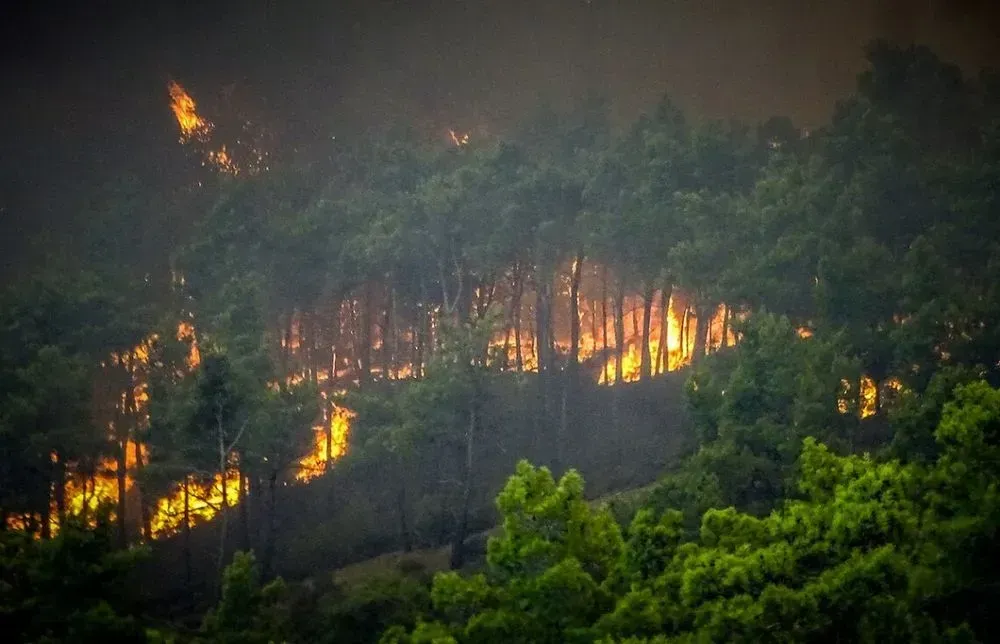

7,255,884,541
295,404,355,483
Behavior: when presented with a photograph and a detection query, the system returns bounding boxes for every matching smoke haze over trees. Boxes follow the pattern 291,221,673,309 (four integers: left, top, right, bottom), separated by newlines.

3,2,1000,642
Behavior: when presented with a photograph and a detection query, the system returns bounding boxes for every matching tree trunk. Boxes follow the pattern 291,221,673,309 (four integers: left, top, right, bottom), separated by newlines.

655,285,672,374
612,279,626,444
280,312,292,378
632,297,640,340
512,266,524,372
41,482,51,539
602,266,609,383
692,304,712,365
382,285,393,378
614,280,625,385
135,440,152,542
216,417,230,594
564,255,584,467
720,304,730,348
116,441,128,546
640,282,655,380
238,464,250,551
450,400,476,570
569,254,584,376
183,476,192,588
536,273,552,425
415,304,425,380
360,284,373,385
53,455,66,532
681,306,691,360
589,300,598,355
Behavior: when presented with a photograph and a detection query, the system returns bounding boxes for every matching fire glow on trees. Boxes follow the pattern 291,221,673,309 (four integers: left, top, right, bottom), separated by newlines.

6,252,892,539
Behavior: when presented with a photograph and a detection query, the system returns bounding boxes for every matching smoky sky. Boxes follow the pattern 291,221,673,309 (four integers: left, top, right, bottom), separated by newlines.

2,0,999,276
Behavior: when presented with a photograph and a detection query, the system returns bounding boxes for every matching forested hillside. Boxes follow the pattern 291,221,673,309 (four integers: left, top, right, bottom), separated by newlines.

4,42,1000,642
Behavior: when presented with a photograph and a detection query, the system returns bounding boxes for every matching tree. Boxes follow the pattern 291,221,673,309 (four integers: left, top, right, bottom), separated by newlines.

0,512,148,643
201,551,290,644
387,380,1000,643
389,460,622,643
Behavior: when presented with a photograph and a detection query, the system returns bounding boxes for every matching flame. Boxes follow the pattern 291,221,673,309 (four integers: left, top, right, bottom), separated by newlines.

177,320,201,369
168,80,213,144
838,376,903,418
168,80,266,176
448,129,470,147
150,470,243,539
295,404,355,483
8,259,762,539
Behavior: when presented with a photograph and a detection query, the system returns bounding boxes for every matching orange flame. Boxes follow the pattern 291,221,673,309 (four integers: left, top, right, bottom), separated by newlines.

296,403,355,483
150,470,243,539
168,80,213,144
168,80,262,176
448,129,470,147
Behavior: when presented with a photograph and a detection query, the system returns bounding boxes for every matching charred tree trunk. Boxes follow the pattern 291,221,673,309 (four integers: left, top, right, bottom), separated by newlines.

613,280,626,385
280,312,292,378
692,303,712,365
360,284,373,385
536,273,553,424
640,282,655,380
238,464,250,551
183,476,192,587
632,298,640,340
41,483,51,540
382,286,393,379
602,267,609,383
569,254,584,378
116,440,128,546
53,455,66,530
415,304,425,380
612,279,626,441
655,285,672,374
324,401,334,472
512,266,524,372
589,300,598,354
135,440,151,541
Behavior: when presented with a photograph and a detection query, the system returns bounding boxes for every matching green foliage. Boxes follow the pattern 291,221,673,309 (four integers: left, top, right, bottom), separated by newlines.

385,380,1000,642
0,515,149,643
648,312,858,521
201,551,290,644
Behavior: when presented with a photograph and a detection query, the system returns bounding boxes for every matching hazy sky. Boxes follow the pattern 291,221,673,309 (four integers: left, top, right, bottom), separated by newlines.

2,0,999,273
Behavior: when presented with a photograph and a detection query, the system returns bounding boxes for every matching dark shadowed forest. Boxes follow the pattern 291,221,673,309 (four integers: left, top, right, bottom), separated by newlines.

5,32,1000,642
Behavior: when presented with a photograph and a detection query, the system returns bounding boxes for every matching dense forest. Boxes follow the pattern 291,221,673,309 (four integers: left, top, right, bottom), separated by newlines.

4,42,1000,642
